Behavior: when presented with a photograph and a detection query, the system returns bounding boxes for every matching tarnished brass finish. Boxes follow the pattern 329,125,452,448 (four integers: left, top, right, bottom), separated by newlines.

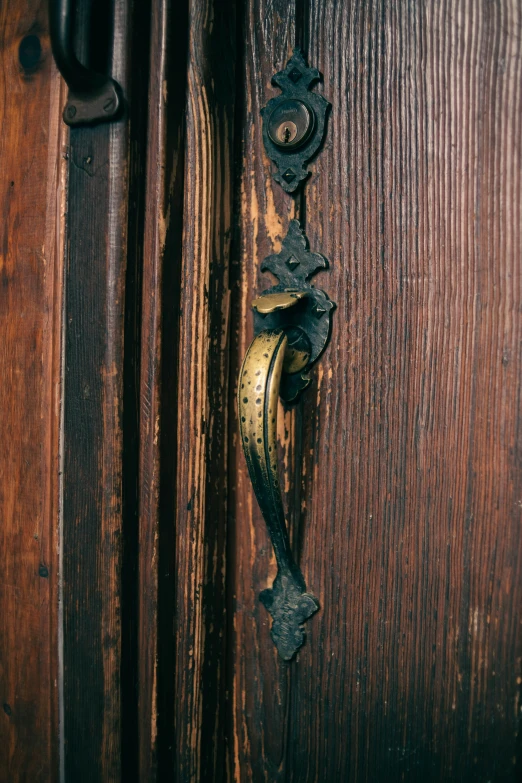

280,326,310,373
253,292,312,372
238,330,319,660
266,98,314,149
252,290,308,314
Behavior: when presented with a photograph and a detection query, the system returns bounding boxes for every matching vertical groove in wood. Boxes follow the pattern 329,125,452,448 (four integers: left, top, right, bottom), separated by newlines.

120,0,152,779
63,122,123,782
45,65,68,783
173,1,236,779
0,4,65,779
138,0,188,779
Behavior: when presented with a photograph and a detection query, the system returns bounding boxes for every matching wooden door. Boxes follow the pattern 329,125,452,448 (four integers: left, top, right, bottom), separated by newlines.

219,1,522,780
140,0,522,779
0,0,520,781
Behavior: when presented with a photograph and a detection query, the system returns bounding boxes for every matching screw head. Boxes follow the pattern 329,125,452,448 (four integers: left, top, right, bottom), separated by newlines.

267,99,315,150
65,105,77,119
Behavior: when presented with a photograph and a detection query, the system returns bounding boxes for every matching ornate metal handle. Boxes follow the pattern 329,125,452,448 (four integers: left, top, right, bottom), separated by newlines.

238,220,335,660
239,328,319,660
49,0,123,126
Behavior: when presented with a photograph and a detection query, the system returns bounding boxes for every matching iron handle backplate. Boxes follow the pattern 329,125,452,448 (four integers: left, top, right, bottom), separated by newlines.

49,0,123,126
253,219,335,402
238,220,335,660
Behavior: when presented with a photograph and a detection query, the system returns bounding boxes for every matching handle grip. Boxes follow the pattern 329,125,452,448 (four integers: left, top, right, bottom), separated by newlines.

239,329,319,660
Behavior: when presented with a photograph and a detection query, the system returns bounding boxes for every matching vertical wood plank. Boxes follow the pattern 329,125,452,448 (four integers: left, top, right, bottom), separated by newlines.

138,0,188,779
286,0,522,780
0,3,65,779
62,0,150,779
173,1,236,779
226,2,303,781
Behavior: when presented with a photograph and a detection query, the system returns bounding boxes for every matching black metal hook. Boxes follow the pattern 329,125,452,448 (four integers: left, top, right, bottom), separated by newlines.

49,0,123,126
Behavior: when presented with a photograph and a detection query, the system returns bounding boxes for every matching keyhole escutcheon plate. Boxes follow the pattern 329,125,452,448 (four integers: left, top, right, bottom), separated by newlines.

261,48,330,192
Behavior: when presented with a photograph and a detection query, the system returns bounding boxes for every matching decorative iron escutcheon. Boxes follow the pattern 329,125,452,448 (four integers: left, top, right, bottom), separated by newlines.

238,221,335,660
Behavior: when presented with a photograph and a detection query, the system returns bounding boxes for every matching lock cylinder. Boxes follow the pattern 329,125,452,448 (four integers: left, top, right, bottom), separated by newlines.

266,99,315,150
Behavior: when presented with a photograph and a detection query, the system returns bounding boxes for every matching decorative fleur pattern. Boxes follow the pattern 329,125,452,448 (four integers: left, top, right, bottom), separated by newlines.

260,573,319,661
271,47,321,93
261,219,328,289
254,220,335,402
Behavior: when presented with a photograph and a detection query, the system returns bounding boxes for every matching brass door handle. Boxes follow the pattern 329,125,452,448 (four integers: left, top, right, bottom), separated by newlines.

238,220,335,660
239,328,318,660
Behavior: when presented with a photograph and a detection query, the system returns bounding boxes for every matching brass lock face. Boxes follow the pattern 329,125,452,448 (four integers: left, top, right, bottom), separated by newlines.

267,99,315,150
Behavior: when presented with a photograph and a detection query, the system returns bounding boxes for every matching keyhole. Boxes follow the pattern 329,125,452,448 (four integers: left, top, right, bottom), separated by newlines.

273,118,299,146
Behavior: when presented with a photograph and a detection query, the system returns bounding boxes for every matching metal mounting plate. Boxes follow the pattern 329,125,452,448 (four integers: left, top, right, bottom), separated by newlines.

253,220,335,402
63,80,123,126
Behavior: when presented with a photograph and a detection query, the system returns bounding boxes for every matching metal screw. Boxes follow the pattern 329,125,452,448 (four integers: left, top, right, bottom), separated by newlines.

66,105,76,119
103,97,116,113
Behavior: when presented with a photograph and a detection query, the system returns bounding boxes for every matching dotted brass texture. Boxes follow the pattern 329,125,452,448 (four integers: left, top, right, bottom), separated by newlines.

238,330,319,660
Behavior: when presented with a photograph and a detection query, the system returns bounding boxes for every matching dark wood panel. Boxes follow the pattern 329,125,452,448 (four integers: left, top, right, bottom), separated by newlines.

0,3,65,780
171,0,236,779
228,0,522,781
291,0,522,781
62,0,150,779
138,0,188,779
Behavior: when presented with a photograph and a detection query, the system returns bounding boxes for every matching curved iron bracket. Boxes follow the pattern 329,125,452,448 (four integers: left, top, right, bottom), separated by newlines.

49,0,123,126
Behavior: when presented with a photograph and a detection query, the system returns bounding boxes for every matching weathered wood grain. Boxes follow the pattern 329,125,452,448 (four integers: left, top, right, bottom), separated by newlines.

3,1,520,780
62,0,150,779
228,0,522,781
171,0,236,779
226,2,305,780
0,2,66,780
138,0,188,779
